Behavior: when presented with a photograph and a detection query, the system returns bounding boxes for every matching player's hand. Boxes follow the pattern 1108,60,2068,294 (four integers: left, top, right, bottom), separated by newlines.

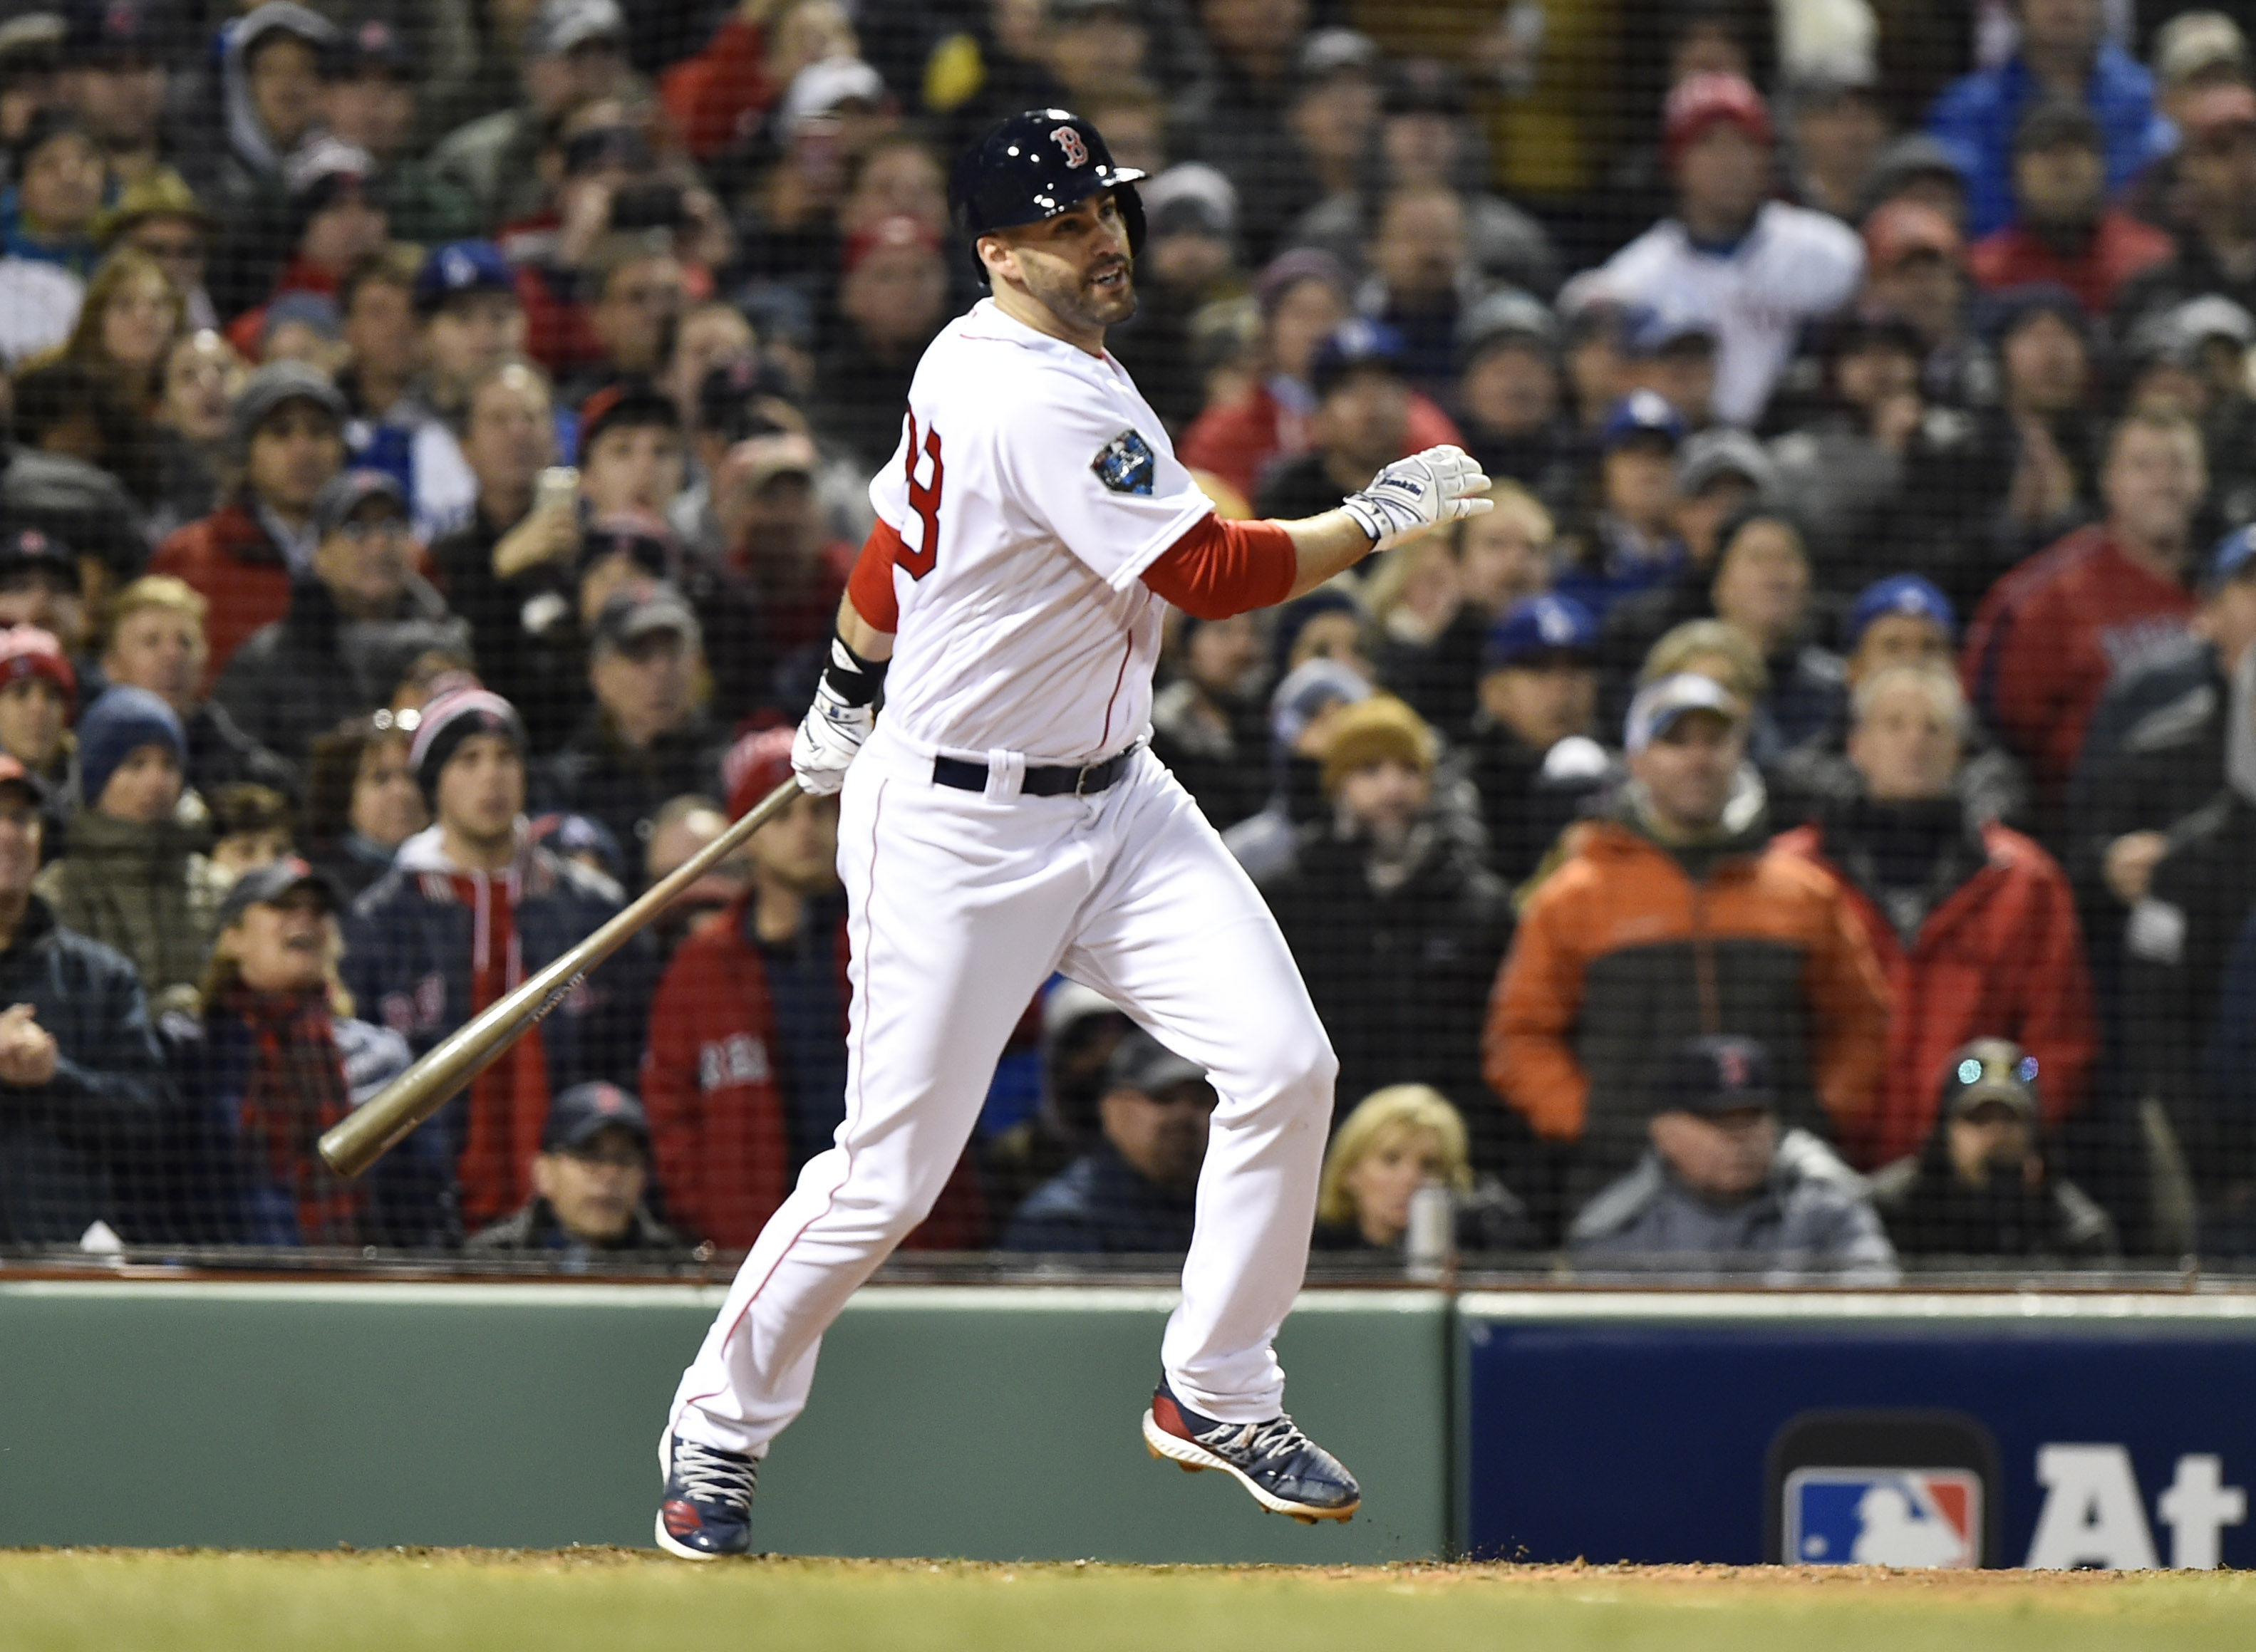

1340,445,1494,549
792,680,874,796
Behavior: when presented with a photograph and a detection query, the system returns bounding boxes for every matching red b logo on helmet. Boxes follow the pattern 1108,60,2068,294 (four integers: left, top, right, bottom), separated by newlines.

1052,125,1090,169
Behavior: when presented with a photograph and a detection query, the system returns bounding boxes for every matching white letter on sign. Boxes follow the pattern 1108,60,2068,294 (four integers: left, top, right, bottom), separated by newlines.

2026,1445,2160,1569
2158,1455,2246,1569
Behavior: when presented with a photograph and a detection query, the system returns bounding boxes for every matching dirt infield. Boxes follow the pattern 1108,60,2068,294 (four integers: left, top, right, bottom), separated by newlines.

3,1550,2246,1651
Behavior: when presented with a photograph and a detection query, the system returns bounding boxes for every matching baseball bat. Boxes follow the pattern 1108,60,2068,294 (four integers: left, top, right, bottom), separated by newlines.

318,775,808,1180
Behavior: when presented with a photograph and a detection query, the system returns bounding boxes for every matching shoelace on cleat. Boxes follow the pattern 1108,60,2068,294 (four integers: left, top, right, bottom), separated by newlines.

673,1441,758,1512
1195,1413,1313,1465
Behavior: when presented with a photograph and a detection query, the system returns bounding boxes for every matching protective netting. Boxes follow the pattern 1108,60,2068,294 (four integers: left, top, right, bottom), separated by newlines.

0,0,2247,1279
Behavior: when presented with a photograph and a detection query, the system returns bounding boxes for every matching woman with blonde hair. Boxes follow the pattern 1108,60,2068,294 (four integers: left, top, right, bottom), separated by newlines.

1313,1085,1529,1256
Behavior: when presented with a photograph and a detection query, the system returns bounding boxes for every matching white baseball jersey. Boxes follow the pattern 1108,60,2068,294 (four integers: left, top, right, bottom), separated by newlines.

1586,201,1864,426
864,298,1215,767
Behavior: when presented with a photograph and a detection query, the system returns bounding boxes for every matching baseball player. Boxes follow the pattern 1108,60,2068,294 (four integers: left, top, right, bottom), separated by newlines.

655,108,1491,1559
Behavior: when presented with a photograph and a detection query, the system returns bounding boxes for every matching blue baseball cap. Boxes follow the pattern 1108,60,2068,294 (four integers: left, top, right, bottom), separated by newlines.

1621,306,1717,359
1309,317,1407,400
1484,594,1598,671
2208,525,2256,591
1599,390,1686,452
1846,573,1956,649
1624,671,1745,753
414,239,516,316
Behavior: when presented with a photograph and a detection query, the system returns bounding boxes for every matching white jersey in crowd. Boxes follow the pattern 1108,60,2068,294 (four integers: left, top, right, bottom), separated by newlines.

864,297,1215,767
1585,200,1864,426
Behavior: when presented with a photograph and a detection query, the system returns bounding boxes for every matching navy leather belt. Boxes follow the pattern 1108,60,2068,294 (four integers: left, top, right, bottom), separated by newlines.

932,747,1137,797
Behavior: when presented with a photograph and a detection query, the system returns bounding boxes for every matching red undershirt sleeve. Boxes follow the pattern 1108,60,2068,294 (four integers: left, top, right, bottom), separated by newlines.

1138,515,1298,621
845,519,904,632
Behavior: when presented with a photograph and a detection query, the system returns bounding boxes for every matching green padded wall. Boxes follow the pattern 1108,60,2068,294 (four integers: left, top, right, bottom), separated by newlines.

0,1282,1449,1562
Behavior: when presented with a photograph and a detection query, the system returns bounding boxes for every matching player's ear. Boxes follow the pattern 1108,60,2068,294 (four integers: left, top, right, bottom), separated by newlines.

976,232,1016,287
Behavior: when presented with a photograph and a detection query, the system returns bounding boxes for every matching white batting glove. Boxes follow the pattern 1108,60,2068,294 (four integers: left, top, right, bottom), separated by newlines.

791,678,874,796
1340,445,1494,547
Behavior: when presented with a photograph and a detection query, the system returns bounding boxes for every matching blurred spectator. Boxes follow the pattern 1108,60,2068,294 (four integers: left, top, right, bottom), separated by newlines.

465,1081,687,1257
1181,255,1460,502
1267,695,1511,1127
1291,58,1560,302
0,524,93,673
301,712,426,901
1467,594,1612,886
1783,71,1890,224
1863,133,1972,231
2066,529,2256,994
987,981,1130,1218
401,241,534,539
0,622,73,811
537,588,726,856
1355,185,1476,403
1925,0,2170,240
1702,506,1845,757
1962,408,2208,822
2111,83,2256,337
565,236,688,405
642,727,985,1248
55,0,175,192
56,247,179,421
1614,310,1719,434
1967,100,2170,318
162,856,448,1247
1310,1084,1531,1256
1220,655,1373,887
1180,0,1310,265
1869,1037,2117,1262
809,214,949,467
35,685,227,1013
528,809,626,886
658,0,858,164
343,685,656,1229
318,14,477,247
207,782,293,880
1859,200,1978,404
255,291,345,370
148,329,241,532
4,108,104,276
100,576,298,805
663,301,755,442
428,362,588,751
1486,673,1889,1213
1773,574,2029,831
1376,482,1558,740
1775,663,2093,1169
1001,1029,1211,1254
217,137,393,343
1451,290,1576,520
1276,28,1381,243
1111,164,1244,429
733,56,894,293
1555,390,1686,620
428,0,632,232
1595,427,1779,698
641,794,743,950
1151,611,1269,832
197,4,337,220
215,470,471,766
718,428,852,663
103,172,219,333
335,243,420,427
9,357,162,552
0,754,165,1245
1568,1034,1900,1282
1580,73,1863,427
152,360,349,685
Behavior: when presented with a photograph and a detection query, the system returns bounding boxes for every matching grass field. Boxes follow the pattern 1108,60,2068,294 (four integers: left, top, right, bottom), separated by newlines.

1,1551,2248,1651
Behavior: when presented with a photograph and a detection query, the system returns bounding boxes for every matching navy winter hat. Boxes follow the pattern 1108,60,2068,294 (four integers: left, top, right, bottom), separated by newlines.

1484,593,1598,671
78,685,185,810
408,683,526,804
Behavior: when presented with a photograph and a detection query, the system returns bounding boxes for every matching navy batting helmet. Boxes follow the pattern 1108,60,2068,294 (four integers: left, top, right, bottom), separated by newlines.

949,109,1147,264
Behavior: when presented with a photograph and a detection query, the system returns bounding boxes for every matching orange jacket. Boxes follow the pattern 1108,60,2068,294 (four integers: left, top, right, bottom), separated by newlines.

1774,818,2094,1169
1484,818,1890,1198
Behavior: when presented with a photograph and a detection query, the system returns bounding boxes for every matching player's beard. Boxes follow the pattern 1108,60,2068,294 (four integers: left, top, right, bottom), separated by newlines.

1028,252,1138,335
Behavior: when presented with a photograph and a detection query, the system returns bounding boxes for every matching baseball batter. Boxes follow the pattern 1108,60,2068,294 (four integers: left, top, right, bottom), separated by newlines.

655,109,1491,1559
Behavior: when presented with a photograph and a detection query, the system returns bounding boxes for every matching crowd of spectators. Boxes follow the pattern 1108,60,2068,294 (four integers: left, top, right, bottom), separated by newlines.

1,0,2255,1274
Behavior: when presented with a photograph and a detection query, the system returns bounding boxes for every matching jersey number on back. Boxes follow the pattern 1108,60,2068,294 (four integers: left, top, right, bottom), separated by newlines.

901,412,944,581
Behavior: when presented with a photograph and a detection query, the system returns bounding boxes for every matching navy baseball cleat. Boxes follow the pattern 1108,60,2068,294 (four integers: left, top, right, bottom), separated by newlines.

654,1435,758,1559
1142,1378,1360,1523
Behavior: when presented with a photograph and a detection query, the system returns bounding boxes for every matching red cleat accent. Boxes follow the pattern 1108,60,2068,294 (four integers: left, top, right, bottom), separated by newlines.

662,1498,703,1539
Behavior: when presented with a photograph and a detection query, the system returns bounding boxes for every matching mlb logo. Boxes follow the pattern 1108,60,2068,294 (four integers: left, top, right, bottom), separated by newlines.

1784,1468,1981,1567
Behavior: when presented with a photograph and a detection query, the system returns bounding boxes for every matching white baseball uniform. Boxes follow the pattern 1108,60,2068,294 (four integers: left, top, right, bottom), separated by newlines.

665,298,1338,1459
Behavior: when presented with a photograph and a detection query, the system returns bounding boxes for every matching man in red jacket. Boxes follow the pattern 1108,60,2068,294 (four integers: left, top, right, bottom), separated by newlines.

1961,407,2205,823
1776,663,2093,1168
639,729,985,1250
150,362,347,686
1968,100,2171,318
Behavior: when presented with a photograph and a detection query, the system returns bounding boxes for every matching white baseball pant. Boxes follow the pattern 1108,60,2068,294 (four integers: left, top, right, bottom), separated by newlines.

665,728,1337,1459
